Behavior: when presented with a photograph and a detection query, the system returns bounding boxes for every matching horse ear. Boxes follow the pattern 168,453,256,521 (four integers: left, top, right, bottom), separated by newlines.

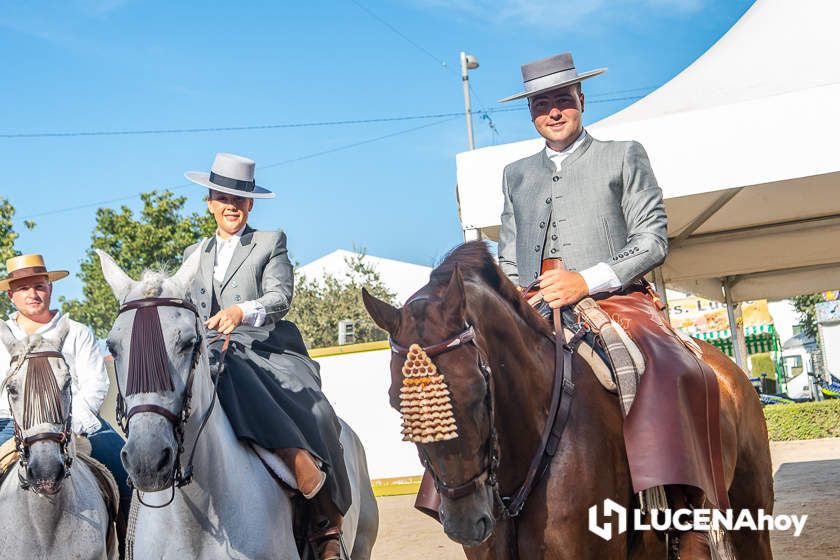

442,264,466,323
362,288,399,334
170,245,202,293
46,315,71,350
96,250,135,303
0,321,16,353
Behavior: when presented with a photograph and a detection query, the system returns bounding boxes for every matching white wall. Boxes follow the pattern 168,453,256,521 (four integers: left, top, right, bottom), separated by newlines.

316,349,424,480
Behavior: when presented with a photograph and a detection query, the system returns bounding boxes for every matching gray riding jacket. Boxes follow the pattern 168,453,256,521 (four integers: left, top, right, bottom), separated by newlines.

498,132,668,288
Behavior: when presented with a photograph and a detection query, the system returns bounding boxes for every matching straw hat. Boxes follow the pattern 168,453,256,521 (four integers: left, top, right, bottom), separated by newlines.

0,254,69,291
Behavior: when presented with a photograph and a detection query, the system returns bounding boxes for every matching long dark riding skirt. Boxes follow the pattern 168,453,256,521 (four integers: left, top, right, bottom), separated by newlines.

210,328,351,514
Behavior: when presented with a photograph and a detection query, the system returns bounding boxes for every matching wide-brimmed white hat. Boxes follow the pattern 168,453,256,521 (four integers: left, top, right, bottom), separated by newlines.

185,153,275,199
499,52,606,103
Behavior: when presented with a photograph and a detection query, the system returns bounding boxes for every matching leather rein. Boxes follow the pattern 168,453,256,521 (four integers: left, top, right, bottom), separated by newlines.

389,286,581,520
115,297,228,507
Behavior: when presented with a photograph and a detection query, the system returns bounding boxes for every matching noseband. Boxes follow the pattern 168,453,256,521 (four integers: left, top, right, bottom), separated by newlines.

390,326,503,503
115,297,225,506
391,309,579,521
6,350,74,492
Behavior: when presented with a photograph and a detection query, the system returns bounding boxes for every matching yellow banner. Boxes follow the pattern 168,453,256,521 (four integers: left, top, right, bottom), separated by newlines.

669,297,772,335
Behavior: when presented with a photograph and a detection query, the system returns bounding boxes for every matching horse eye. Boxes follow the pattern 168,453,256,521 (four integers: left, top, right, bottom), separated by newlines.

6,384,18,398
180,337,198,353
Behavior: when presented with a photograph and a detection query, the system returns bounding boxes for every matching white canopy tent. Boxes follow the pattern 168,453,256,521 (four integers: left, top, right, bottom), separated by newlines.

455,0,840,367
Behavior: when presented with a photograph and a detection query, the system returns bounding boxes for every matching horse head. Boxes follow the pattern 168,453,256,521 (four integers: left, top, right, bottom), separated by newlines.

364,242,543,547
98,249,202,493
0,317,73,495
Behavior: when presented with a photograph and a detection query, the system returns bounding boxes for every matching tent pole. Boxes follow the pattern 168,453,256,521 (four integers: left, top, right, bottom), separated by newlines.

652,267,671,323
464,228,481,242
723,278,748,371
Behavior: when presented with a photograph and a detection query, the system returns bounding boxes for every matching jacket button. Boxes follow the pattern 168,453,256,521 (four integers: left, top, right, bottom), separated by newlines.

552,222,557,228
539,221,545,228
534,245,541,252
200,288,206,294
201,302,207,308
232,282,238,288
234,295,242,302
545,197,551,204
550,248,557,254
551,234,558,241
552,176,559,182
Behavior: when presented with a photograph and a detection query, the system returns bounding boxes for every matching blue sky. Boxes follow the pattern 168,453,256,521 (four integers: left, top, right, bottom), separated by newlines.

0,0,753,302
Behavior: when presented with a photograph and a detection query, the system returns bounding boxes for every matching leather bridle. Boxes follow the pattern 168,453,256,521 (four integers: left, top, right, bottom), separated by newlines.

6,350,74,493
390,310,582,521
114,297,226,507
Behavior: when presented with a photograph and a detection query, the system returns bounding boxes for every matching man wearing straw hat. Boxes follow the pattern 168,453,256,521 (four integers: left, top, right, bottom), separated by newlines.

496,52,729,555
183,153,350,560
0,254,131,538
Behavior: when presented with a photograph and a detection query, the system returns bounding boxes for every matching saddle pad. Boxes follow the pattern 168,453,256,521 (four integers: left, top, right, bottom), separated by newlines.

564,328,617,393
573,297,647,414
251,444,298,490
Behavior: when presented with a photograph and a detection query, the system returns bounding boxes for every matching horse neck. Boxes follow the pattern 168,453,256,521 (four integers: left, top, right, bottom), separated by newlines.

153,348,250,510
469,288,556,491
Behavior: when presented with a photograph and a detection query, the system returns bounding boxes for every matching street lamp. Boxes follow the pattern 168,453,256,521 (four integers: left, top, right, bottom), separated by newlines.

460,52,479,150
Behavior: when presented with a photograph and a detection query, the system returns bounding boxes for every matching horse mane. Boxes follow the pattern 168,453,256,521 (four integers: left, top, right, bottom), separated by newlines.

138,269,169,298
429,241,552,337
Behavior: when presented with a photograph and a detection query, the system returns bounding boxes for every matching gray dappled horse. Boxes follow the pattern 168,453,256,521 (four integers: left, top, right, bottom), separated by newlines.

0,318,116,559
98,249,378,559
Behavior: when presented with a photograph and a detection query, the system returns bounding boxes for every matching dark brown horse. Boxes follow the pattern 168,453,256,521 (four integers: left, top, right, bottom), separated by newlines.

363,242,774,559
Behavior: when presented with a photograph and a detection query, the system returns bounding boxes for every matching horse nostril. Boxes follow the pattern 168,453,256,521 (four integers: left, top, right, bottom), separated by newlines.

155,447,173,473
477,515,491,538
120,448,132,471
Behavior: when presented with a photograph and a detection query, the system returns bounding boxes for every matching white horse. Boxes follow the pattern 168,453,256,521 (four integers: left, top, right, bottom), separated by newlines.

98,250,378,559
0,318,117,559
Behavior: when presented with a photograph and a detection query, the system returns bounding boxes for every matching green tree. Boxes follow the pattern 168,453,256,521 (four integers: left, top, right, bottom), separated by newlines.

0,198,21,319
61,191,215,338
792,293,828,340
287,252,398,348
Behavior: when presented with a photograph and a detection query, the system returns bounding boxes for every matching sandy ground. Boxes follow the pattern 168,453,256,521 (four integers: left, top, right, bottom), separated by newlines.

370,438,840,559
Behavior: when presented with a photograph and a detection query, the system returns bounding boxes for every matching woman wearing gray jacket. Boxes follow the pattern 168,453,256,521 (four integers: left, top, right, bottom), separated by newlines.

184,153,349,560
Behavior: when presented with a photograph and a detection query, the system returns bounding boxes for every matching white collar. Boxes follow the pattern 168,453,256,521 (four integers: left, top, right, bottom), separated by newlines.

8,309,62,337
215,225,247,245
545,129,588,157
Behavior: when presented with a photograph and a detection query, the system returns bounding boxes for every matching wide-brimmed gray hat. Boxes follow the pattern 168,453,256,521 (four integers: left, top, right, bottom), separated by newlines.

499,52,606,103
185,153,275,199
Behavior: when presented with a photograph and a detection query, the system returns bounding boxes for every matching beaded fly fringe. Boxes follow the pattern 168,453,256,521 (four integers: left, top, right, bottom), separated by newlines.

399,344,458,443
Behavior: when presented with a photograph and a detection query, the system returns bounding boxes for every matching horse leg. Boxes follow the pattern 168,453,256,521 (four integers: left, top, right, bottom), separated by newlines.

709,343,774,560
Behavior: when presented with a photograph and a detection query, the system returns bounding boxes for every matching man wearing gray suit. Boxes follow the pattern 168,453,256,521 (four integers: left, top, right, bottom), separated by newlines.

184,153,349,560
498,53,728,555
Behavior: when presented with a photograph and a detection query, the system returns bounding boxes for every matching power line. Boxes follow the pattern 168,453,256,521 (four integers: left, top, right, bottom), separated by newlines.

0,95,642,140
16,116,459,221
0,111,466,139
347,0,452,72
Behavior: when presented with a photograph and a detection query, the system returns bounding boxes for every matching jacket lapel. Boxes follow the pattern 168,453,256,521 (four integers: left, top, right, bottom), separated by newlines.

200,237,216,289
221,225,257,289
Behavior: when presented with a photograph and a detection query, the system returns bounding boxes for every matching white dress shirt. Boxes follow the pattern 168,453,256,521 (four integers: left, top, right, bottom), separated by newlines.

0,310,109,434
214,227,267,327
545,131,622,295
